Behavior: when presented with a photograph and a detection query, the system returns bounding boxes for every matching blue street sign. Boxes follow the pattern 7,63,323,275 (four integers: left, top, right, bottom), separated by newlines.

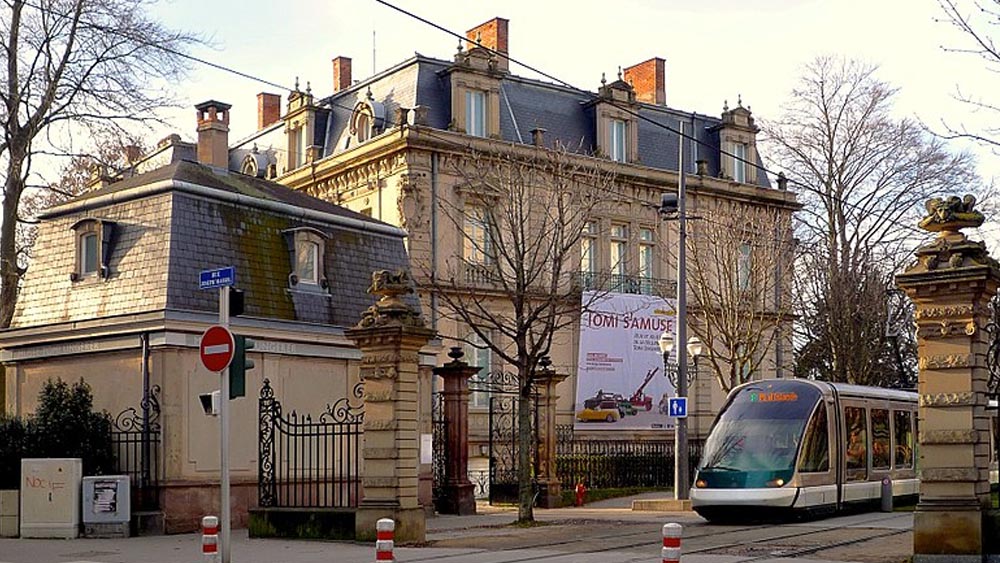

200,266,236,290
668,397,688,418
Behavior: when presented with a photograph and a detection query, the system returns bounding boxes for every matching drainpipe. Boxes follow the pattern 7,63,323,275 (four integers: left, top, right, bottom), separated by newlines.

140,333,151,490
431,152,439,332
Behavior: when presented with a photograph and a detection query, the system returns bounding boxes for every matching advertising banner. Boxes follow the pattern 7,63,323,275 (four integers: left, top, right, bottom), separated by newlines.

575,291,676,431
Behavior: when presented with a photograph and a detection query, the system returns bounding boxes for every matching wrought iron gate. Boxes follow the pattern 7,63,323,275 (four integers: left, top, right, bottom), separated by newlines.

431,391,447,507
109,384,161,510
479,371,538,504
258,379,364,508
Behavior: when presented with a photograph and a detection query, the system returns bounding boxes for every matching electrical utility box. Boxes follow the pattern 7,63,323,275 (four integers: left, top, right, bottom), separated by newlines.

82,475,131,537
20,458,82,539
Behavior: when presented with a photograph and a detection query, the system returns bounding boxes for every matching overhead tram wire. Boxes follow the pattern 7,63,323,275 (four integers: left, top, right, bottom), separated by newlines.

373,0,938,242
19,0,940,243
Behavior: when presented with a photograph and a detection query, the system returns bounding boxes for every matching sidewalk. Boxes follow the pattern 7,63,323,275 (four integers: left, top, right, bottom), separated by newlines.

0,494,911,563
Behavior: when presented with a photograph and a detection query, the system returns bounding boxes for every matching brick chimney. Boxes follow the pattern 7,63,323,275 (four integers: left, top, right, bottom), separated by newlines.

466,17,509,71
333,56,352,92
257,93,280,129
195,100,231,169
623,58,665,105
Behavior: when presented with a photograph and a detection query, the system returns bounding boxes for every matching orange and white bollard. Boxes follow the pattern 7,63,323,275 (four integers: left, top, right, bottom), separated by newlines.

375,518,395,562
202,515,219,562
662,522,682,563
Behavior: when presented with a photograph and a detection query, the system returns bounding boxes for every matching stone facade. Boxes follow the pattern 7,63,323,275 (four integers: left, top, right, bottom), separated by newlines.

227,16,797,456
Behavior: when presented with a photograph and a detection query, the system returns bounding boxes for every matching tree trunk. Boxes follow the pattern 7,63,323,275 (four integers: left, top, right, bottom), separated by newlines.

516,366,534,522
0,144,26,328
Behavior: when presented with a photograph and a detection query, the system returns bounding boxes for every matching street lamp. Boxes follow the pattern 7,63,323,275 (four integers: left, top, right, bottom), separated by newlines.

658,331,704,501
659,333,704,387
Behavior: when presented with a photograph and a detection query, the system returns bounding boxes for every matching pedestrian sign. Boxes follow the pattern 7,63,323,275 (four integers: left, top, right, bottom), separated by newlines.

668,397,688,418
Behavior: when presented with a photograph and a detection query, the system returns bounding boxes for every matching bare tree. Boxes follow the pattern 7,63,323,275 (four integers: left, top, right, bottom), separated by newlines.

761,56,977,384
1,0,198,327
683,199,796,392
428,143,615,522
936,0,1000,149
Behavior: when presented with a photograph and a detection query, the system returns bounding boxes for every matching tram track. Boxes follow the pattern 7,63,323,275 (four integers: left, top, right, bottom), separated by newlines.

408,511,911,563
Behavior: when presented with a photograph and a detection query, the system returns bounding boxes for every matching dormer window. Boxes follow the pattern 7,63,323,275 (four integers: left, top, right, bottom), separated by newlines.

70,218,115,281
466,90,487,137
609,119,627,162
284,227,328,290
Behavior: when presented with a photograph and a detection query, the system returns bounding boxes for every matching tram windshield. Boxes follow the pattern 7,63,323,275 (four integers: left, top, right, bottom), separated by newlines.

698,381,822,487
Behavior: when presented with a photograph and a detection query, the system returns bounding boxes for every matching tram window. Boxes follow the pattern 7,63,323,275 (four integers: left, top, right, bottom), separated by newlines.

872,409,890,469
798,403,830,472
894,410,913,468
845,406,867,472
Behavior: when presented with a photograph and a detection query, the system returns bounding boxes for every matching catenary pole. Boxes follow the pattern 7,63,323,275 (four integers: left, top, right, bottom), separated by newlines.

675,123,689,502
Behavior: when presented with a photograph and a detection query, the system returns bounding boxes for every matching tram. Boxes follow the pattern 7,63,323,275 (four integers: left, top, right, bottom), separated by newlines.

691,378,922,521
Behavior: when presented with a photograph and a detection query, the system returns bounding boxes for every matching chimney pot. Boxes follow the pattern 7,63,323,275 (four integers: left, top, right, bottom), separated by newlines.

465,18,509,71
530,127,547,147
257,93,281,129
333,56,353,93
777,172,788,191
623,58,666,105
195,100,232,169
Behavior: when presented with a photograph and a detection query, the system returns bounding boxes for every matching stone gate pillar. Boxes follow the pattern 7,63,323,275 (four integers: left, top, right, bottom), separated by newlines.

346,270,434,543
532,357,568,509
896,195,1000,563
432,347,479,515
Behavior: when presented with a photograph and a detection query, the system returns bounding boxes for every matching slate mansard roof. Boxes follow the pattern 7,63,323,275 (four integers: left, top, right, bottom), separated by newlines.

232,54,767,187
12,160,412,329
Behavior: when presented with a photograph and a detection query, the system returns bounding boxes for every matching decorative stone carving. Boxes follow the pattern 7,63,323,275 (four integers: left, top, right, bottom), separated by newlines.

916,305,976,320
919,354,972,370
916,320,978,339
919,195,984,234
919,392,975,407
357,269,425,328
360,366,399,380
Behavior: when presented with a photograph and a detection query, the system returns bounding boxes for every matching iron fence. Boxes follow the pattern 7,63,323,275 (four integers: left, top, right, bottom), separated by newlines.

555,425,703,490
109,385,162,510
258,379,364,509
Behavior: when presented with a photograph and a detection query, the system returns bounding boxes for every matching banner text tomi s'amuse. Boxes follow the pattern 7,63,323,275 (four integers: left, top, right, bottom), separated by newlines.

574,291,677,431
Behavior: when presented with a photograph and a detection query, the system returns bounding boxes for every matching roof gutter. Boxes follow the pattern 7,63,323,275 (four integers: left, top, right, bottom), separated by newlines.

39,178,408,238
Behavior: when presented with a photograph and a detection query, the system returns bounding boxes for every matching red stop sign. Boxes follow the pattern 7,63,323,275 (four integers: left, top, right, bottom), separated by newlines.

200,325,235,372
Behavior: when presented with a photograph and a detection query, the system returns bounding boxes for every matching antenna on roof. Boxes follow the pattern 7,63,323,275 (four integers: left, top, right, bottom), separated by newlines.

372,29,377,77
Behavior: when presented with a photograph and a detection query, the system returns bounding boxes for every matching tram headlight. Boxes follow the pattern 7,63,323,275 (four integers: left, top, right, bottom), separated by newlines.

695,479,707,488
765,478,785,487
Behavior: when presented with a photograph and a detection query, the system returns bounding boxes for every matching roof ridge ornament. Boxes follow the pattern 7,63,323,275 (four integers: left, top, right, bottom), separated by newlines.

600,72,606,87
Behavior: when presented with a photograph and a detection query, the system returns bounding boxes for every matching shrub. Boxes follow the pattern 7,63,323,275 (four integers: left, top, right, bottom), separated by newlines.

0,378,115,489
0,415,28,489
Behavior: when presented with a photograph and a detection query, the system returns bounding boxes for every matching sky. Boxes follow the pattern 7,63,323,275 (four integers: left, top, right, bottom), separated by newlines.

146,0,1000,233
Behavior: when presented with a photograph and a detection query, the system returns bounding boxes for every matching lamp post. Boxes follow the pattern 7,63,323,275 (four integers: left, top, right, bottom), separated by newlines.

658,332,704,501
659,120,694,501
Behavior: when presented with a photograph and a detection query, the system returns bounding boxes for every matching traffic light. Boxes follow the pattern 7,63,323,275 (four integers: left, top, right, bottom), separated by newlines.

229,288,245,317
230,335,255,399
